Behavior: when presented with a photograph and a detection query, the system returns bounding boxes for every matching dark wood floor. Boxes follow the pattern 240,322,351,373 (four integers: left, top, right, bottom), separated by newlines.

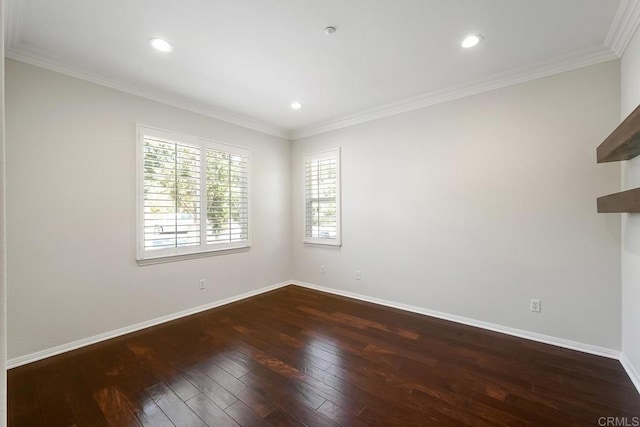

8,285,640,426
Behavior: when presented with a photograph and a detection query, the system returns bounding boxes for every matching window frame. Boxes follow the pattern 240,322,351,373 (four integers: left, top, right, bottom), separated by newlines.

303,148,341,247
136,124,251,263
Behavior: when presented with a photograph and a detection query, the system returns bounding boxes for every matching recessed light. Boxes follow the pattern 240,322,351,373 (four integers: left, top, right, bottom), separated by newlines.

291,101,302,110
324,26,336,35
149,38,173,52
461,34,483,48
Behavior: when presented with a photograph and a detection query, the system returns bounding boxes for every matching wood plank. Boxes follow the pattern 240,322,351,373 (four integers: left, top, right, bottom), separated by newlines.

597,103,640,162
224,400,272,427
238,369,338,427
185,394,240,427
146,382,207,427
8,285,640,426
56,359,109,426
239,368,327,411
77,348,147,426
197,360,277,418
597,188,640,213
32,366,78,426
264,407,307,426
183,368,238,409
7,369,41,426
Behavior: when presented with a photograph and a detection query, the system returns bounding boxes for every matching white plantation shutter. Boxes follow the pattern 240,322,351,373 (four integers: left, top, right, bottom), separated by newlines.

137,125,250,262
206,147,249,244
304,149,341,246
143,137,201,251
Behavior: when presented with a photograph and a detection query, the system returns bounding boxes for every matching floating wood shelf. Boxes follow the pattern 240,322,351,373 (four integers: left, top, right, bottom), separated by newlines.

597,104,640,163
597,188,640,213
596,104,640,213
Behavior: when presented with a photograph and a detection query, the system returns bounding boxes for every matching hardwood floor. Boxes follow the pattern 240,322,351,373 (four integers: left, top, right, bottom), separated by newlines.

8,285,640,426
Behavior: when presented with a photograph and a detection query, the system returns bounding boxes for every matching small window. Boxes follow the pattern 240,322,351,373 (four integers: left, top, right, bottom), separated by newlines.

137,125,250,262
304,148,341,246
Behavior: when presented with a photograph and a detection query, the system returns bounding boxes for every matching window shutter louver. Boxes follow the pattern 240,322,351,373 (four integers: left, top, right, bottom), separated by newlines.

304,149,341,246
137,125,251,262
206,148,249,244
143,138,201,250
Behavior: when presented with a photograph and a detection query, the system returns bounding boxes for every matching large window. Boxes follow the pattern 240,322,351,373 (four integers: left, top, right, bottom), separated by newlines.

304,148,341,246
137,125,250,262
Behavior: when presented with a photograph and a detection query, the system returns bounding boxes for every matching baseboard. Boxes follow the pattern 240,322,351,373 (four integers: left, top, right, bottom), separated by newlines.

7,281,291,369
291,281,621,360
620,352,640,394
8,280,625,371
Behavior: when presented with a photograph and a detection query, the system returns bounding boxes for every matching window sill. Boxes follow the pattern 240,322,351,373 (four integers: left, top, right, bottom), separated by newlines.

303,241,342,249
137,246,250,266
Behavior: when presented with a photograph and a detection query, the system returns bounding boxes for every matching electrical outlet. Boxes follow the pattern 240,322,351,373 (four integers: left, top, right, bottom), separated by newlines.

199,279,206,290
320,265,326,275
530,299,541,313
356,270,361,280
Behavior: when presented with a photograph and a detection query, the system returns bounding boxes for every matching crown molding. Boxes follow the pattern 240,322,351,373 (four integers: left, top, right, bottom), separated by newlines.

3,0,292,138
290,44,618,139
5,42,290,139
9,40,617,142
605,0,640,57
5,0,625,142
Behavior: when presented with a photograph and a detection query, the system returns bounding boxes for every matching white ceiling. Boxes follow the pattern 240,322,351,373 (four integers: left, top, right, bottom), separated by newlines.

5,0,640,138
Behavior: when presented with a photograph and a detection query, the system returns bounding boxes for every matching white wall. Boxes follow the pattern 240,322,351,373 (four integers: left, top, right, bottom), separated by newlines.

620,28,640,387
5,59,292,361
292,61,622,350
